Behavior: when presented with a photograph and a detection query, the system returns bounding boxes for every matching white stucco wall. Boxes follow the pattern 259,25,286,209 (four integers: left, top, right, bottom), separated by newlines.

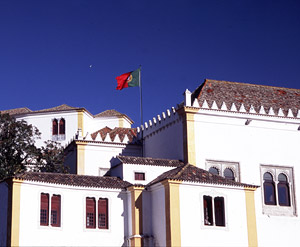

150,183,166,247
85,116,131,134
143,113,184,160
121,164,177,185
192,110,300,246
179,182,249,247
17,181,128,247
17,111,80,148
83,143,142,176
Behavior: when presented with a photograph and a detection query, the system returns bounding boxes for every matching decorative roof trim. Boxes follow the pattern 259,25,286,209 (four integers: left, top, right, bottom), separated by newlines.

10,172,132,189
117,155,184,167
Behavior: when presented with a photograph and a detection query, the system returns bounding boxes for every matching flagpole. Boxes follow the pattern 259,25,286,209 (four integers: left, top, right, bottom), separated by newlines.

139,65,144,157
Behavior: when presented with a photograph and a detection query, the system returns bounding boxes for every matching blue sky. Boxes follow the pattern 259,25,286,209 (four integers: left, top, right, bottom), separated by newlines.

1,0,300,127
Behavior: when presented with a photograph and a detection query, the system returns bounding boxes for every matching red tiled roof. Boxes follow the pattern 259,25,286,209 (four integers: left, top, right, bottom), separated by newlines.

117,155,184,167
0,107,32,115
94,109,133,123
33,104,81,113
193,79,300,117
148,164,258,188
95,109,124,117
91,127,137,142
13,172,132,189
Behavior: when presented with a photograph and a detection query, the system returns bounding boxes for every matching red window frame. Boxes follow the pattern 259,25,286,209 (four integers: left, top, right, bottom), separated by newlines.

86,198,96,228
203,196,213,226
59,119,65,135
135,172,145,181
51,195,61,227
98,198,108,229
52,119,58,135
40,193,49,226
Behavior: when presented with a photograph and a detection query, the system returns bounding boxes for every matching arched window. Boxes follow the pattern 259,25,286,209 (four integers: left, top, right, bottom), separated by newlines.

59,118,65,135
208,167,219,175
278,173,290,206
224,168,235,181
263,172,276,205
52,119,58,135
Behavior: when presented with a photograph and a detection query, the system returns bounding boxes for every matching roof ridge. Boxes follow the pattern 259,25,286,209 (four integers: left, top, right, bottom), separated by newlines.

173,163,190,179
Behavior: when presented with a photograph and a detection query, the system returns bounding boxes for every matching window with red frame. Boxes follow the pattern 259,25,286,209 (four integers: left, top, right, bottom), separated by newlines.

51,195,61,227
98,198,108,229
52,119,58,135
40,193,49,226
86,198,96,228
40,193,61,227
135,172,145,181
59,119,65,135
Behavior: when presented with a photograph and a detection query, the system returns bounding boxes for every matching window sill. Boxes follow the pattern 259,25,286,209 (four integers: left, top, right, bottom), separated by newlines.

262,204,296,217
52,134,66,141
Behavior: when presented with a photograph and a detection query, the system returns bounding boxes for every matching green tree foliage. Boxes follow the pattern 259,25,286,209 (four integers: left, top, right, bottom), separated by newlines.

35,140,69,174
0,113,68,180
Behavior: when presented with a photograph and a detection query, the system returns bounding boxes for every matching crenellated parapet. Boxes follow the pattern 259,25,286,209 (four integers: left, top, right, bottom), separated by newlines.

137,107,182,139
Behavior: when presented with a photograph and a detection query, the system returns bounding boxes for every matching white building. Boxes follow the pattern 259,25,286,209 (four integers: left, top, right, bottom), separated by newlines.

1,79,300,246
1,105,133,147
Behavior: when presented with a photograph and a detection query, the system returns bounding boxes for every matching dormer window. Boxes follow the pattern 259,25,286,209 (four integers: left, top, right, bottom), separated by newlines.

52,118,66,141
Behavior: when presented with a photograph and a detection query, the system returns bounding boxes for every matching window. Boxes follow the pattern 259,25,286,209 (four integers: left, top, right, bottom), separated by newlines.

208,167,219,175
134,172,145,181
203,196,225,227
86,198,96,228
40,193,49,226
52,119,58,135
40,193,61,227
59,119,65,135
278,173,290,206
98,198,108,229
261,165,296,216
51,195,61,227
263,172,276,205
52,118,66,141
206,160,240,181
224,168,234,181
86,197,109,230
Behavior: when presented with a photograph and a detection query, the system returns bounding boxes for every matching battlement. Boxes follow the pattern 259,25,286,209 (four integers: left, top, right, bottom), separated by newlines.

137,107,182,138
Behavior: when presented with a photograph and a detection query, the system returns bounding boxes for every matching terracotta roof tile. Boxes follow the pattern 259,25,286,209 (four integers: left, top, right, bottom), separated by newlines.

13,172,132,189
193,79,300,117
117,155,184,167
148,164,258,188
0,107,32,115
95,109,124,117
94,110,133,123
33,104,80,113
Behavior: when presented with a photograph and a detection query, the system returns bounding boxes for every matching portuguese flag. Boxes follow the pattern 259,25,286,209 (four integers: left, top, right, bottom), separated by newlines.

116,68,140,90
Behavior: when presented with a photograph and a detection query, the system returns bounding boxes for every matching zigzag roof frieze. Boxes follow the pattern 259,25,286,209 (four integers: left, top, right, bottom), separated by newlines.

192,79,300,119
195,102,300,120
